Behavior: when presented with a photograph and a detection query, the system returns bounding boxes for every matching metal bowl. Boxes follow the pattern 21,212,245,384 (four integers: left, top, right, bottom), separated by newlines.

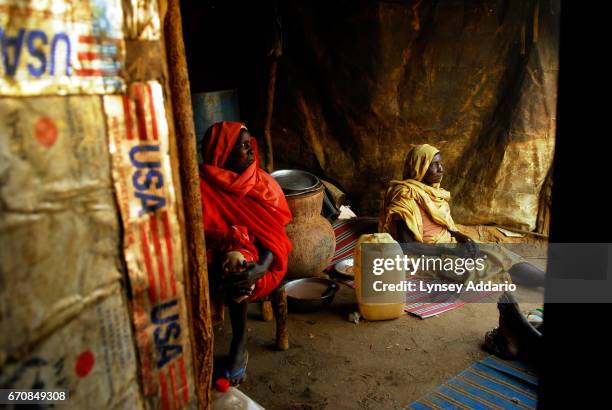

284,277,339,312
271,169,322,197
334,258,355,278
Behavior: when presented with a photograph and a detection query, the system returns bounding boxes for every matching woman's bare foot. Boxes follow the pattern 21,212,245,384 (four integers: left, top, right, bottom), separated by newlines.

226,300,249,385
484,292,542,365
484,326,521,359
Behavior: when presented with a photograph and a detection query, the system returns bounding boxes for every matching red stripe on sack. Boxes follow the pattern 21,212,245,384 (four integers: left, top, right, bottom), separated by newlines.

122,95,134,140
150,215,167,301
178,357,189,403
77,51,100,61
74,68,103,76
78,35,120,45
169,364,180,409
139,223,157,304
146,84,159,140
161,211,177,296
78,35,98,44
133,84,148,141
159,372,171,410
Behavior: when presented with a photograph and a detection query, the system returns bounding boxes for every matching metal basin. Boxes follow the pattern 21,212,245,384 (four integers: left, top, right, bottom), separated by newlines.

284,278,339,312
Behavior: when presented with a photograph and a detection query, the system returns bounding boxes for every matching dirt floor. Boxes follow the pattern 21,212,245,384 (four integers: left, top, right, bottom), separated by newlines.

213,258,544,410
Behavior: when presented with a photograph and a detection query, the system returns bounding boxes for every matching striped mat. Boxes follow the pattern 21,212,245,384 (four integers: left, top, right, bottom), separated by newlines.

408,355,538,409
331,217,379,264
329,218,499,318
404,279,500,319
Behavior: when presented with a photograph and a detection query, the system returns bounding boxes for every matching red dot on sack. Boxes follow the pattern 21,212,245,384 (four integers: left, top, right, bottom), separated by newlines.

35,117,58,147
75,351,95,378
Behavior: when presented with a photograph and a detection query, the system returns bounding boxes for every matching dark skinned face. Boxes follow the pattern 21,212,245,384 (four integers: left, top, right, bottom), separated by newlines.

226,130,254,173
422,153,444,185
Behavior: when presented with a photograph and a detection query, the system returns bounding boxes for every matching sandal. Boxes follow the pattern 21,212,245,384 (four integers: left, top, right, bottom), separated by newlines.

224,351,248,386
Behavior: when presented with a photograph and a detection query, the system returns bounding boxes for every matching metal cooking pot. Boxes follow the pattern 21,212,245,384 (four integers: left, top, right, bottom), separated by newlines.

284,278,339,312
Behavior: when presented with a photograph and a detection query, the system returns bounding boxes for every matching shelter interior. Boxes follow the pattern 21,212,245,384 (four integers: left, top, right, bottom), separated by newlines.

180,0,557,408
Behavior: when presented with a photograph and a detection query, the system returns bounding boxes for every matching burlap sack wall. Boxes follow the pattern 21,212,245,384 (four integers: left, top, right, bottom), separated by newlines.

0,1,198,408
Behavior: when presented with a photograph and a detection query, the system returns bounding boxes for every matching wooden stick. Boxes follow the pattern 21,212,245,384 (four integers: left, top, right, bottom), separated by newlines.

261,300,274,322
272,286,289,351
496,224,549,239
163,2,213,408
263,60,277,173
521,23,526,55
533,0,540,43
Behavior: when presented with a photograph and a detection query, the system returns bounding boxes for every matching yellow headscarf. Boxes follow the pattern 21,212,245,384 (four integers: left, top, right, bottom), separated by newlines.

379,144,458,243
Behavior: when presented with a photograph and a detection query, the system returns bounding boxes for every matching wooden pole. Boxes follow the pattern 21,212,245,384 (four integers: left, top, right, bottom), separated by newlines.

164,2,213,408
263,59,277,173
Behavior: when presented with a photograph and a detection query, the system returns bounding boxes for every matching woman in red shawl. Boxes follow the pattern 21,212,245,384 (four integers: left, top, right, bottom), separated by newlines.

200,121,292,385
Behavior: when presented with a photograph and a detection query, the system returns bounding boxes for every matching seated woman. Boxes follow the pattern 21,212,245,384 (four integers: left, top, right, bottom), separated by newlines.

379,143,545,286
379,143,544,360
199,121,292,385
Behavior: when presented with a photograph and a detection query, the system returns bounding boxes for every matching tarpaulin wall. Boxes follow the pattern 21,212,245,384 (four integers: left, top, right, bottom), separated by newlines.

0,1,199,408
272,0,559,232
183,0,559,233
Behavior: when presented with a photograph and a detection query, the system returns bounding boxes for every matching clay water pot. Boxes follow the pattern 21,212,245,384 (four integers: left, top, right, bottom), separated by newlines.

271,170,336,279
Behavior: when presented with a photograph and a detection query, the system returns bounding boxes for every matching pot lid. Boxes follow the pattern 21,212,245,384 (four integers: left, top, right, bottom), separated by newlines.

271,169,322,196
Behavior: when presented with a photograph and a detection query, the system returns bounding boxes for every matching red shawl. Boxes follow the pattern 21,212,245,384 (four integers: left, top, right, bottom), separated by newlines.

199,121,292,300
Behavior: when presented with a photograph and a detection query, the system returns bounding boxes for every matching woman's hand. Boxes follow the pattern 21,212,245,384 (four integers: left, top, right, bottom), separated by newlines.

243,250,274,284
224,250,274,295
220,252,250,296
222,251,246,274
450,230,470,243
450,231,480,259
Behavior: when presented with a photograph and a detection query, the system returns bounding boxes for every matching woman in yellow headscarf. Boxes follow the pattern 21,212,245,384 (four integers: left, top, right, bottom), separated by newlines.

379,144,545,285
380,144,461,244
